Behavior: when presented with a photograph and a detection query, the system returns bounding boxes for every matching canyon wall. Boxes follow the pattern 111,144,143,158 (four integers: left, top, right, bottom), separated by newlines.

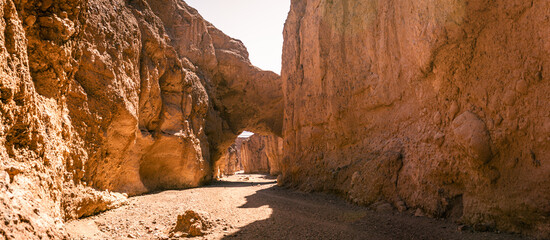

241,134,283,175
281,0,550,237
215,134,283,177
75,0,282,196
0,0,127,238
0,0,282,238
214,142,241,178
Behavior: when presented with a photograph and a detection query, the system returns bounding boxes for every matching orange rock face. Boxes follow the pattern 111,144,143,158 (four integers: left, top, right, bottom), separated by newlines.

215,143,241,178
0,0,281,238
216,134,283,177
281,0,550,237
73,0,282,196
0,0,126,238
240,134,283,175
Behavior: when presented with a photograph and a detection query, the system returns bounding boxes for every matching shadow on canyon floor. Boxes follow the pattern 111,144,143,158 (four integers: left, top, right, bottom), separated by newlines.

221,185,532,240
205,180,278,188
65,173,535,239
136,178,277,196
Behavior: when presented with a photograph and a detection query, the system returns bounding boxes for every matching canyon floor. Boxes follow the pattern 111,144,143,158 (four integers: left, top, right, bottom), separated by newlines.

66,173,531,240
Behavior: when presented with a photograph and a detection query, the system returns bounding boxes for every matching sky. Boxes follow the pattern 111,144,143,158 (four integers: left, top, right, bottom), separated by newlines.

238,131,255,138
185,0,290,74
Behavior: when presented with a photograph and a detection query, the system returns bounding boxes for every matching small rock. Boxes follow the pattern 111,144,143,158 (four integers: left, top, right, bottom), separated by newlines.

376,203,393,213
449,101,459,120
40,0,53,11
158,235,169,240
396,201,407,212
25,15,36,26
170,232,183,238
276,175,283,186
451,111,492,164
170,210,213,237
414,208,425,217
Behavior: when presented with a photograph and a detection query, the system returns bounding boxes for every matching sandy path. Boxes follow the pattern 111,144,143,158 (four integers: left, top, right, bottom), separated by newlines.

66,173,531,240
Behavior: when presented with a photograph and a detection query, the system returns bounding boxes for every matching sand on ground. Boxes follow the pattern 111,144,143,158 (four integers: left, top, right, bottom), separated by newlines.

66,173,531,240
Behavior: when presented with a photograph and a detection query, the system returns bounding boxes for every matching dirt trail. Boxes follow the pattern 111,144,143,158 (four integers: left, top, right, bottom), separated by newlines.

66,173,531,240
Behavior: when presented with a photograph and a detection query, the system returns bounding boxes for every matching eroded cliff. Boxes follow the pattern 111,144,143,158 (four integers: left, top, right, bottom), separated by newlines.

281,0,550,237
0,0,282,238
74,0,282,196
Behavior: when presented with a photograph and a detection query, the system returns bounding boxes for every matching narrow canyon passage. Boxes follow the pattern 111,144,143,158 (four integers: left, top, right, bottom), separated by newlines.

2,0,550,238
66,173,530,240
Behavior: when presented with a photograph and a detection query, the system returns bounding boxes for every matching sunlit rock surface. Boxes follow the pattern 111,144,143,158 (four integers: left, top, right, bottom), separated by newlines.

0,0,281,238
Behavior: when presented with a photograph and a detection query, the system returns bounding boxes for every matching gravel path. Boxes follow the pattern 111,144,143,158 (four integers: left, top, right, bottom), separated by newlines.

66,173,531,240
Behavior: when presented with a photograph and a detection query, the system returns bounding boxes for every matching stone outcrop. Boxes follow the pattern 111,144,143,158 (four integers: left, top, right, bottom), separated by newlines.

1,0,126,238
0,0,282,238
240,134,283,175
281,0,550,237
170,210,213,238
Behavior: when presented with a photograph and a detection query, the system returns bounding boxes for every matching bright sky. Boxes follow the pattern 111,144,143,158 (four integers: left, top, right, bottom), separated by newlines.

185,0,290,74
238,131,254,138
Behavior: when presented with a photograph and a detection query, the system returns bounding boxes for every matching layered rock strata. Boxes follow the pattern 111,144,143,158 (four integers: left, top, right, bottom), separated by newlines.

281,0,550,237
